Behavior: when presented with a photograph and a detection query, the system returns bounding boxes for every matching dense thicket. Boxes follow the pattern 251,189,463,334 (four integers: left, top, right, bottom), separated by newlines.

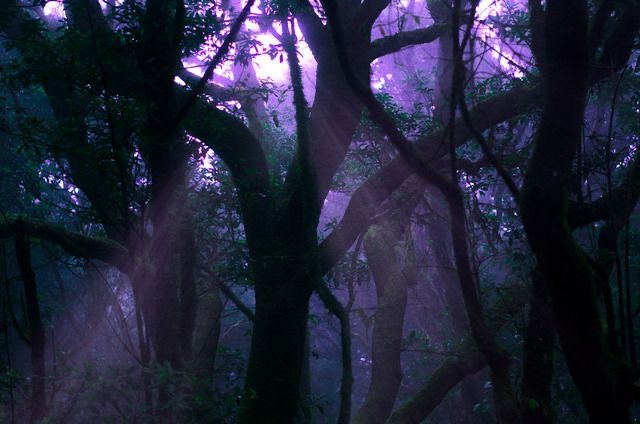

0,0,639,422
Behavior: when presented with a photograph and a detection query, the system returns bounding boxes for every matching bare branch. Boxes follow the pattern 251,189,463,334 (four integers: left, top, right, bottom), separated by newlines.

219,282,255,322
0,217,128,269
369,23,449,61
173,0,257,127
177,68,256,103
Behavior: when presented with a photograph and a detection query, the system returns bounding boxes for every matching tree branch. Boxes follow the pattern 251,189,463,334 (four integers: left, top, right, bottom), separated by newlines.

386,284,529,424
568,151,640,229
458,95,521,200
319,1,639,275
182,93,274,259
369,23,449,61
173,0,257,127
0,217,128,269
591,3,640,82
0,0,133,243
319,84,536,274
197,265,255,321
177,67,257,103
219,282,255,322
324,1,521,418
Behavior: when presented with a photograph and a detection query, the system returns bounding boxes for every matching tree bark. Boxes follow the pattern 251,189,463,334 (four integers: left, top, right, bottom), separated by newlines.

238,263,312,423
14,221,47,423
354,194,418,424
519,1,633,421
521,270,555,424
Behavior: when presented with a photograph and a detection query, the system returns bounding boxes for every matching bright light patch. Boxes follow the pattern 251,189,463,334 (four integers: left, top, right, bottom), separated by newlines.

373,77,386,90
245,18,315,83
43,1,65,18
476,0,526,78
99,0,122,10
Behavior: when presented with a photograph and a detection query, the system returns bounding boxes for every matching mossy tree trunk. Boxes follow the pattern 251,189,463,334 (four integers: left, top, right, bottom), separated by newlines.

519,1,633,421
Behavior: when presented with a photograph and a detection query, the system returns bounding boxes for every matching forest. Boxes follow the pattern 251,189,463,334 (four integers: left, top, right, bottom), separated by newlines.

0,0,639,422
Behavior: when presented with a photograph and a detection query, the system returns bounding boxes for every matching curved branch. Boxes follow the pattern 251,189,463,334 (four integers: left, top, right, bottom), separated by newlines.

324,1,521,418
1,0,133,243
183,95,274,258
319,1,639,274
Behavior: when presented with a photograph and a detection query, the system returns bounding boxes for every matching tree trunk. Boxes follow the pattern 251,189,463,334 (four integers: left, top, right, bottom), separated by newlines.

353,223,415,424
238,268,312,423
521,270,555,424
14,223,47,423
191,286,223,378
519,1,632,421
354,188,420,424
